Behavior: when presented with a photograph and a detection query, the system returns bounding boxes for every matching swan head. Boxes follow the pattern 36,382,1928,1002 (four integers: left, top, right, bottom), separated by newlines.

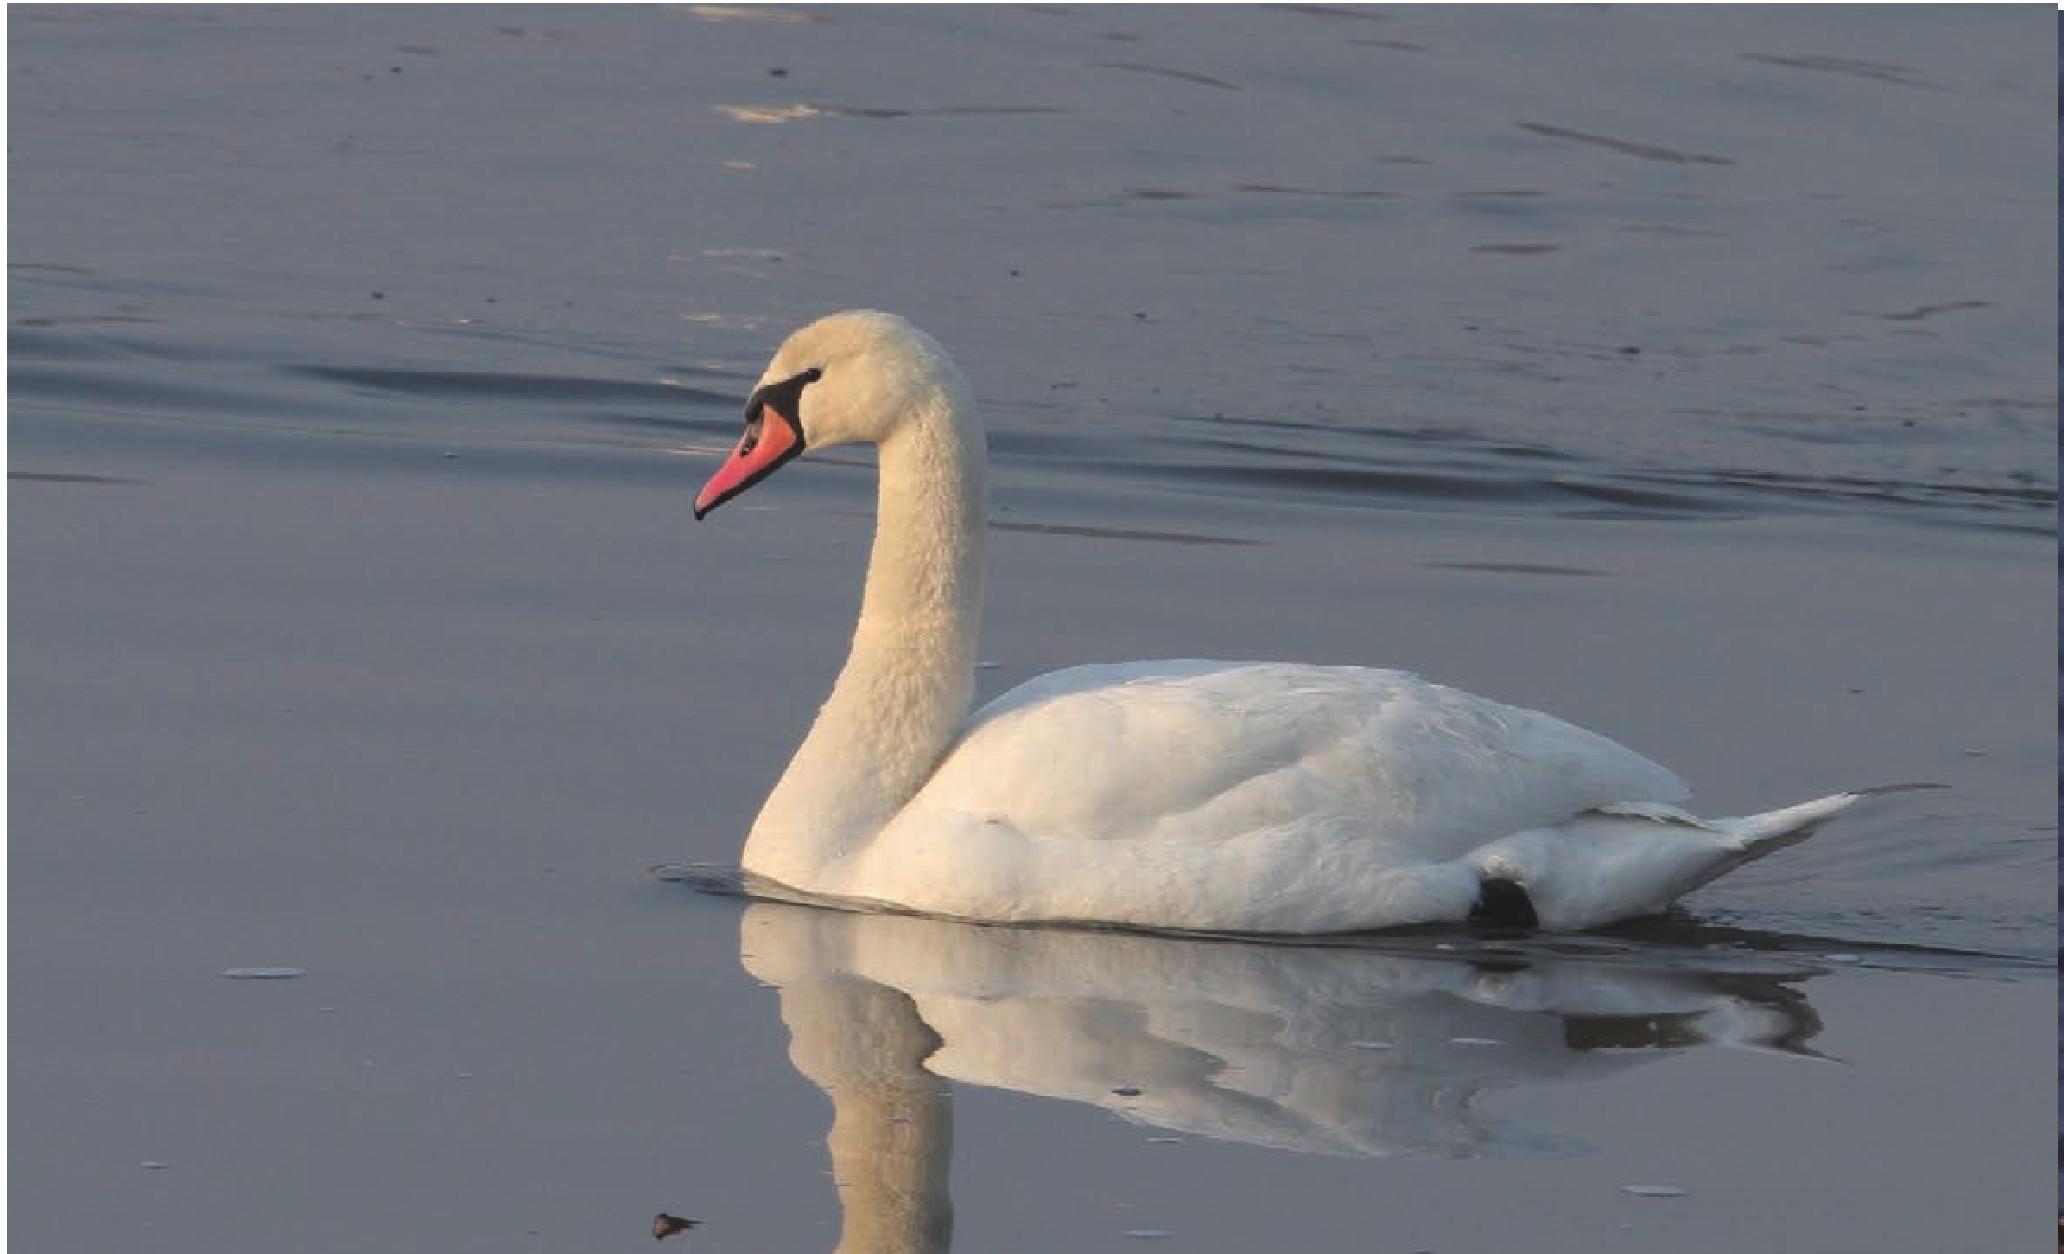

693,310,959,519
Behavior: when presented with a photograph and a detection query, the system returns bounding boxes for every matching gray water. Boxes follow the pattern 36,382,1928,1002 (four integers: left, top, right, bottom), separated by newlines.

11,7,2056,1253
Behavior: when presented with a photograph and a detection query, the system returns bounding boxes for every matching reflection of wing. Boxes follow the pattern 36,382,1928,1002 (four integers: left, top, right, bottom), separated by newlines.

741,902,1823,1160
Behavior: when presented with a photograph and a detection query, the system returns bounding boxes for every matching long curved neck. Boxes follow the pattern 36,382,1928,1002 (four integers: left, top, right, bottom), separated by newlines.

744,386,986,889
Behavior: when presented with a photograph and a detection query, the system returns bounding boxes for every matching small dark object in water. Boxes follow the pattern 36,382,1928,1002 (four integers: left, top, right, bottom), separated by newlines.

768,66,788,77
652,1213,699,1240
1110,1084,1142,1097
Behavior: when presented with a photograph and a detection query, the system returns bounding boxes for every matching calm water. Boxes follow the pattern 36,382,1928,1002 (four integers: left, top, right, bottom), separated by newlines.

12,6,2054,528
11,7,2055,1252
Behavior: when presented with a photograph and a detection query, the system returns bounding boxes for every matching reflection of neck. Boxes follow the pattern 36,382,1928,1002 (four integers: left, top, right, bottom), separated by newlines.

745,387,987,889
780,975,954,1254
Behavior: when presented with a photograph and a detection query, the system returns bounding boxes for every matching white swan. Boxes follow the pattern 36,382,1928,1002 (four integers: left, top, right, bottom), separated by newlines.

694,310,1864,933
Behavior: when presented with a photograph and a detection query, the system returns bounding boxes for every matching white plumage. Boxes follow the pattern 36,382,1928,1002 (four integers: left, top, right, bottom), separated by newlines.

695,311,1861,933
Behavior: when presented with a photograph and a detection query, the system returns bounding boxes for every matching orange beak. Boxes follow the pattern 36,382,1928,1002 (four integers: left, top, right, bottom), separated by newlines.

693,397,805,519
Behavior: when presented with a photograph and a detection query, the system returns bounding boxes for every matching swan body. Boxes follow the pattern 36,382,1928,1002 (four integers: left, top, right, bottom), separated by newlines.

695,310,1861,933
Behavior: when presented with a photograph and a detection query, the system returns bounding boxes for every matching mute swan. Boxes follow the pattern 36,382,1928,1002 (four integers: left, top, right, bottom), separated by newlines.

694,310,1865,933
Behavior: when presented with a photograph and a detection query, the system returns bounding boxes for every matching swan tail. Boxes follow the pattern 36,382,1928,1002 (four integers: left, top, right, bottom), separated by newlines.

1709,791,1861,851
1667,782,1948,904
1711,782,1945,852
1495,784,1942,931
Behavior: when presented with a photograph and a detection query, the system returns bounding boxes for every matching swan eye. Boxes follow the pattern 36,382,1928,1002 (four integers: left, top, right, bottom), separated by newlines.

743,367,824,449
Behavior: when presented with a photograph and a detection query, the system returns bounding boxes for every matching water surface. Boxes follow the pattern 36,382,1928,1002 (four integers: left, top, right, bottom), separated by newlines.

10,7,2054,1252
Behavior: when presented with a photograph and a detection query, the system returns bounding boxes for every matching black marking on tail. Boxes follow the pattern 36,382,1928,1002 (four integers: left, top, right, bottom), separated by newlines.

1469,877,1539,929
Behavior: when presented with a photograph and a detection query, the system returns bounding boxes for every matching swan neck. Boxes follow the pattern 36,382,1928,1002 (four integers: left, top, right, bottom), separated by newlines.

859,397,987,631
745,386,986,885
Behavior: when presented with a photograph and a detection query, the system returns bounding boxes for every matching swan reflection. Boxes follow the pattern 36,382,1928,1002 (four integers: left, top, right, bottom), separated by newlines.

741,902,1827,1252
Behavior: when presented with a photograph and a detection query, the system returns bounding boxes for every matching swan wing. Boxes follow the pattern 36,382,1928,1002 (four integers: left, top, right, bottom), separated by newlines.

845,661,1690,930
909,661,1687,859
